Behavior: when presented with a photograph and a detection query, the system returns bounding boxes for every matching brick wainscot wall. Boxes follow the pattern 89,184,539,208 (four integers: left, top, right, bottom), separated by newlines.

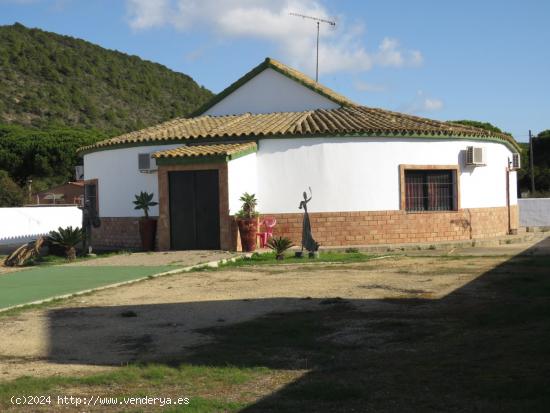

90,217,145,250
91,205,517,250
266,206,519,247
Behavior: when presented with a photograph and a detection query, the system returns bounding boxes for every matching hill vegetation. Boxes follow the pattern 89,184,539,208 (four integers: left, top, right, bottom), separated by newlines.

0,23,213,132
448,120,505,135
0,23,214,205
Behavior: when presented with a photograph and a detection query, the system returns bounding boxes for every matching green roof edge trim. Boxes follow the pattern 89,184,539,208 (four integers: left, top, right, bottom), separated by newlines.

189,57,353,117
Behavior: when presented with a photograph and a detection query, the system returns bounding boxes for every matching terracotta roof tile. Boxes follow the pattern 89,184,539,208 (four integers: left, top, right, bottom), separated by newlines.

79,106,520,154
153,142,257,159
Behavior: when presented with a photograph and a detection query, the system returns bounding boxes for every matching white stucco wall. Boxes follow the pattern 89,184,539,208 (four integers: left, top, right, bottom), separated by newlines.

256,137,517,214
85,137,517,217
203,68,340,116
227,153,258,215
83,144,181,217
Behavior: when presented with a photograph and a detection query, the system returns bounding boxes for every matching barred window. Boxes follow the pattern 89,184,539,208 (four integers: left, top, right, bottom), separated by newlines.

405,170,456,212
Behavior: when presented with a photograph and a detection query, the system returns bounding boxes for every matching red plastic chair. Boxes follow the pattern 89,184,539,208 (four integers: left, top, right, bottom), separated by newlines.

257,217,277,248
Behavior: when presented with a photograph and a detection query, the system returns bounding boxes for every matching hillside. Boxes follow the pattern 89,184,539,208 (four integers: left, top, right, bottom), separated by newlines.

0,23,213,133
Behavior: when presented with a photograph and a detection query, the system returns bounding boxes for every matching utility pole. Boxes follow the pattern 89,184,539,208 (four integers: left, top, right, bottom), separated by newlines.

289,12,336,82
529,130,536,194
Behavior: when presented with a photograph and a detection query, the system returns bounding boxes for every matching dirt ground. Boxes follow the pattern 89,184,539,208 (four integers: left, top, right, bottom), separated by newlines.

0,235,548,382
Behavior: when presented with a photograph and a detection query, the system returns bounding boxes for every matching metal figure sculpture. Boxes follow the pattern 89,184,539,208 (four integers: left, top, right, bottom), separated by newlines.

299,187,319,253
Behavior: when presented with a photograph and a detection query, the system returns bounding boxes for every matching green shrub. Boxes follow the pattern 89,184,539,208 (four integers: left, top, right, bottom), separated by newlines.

236,193,259,219
47,226,83,261
267,236,294,259
133,191,158,219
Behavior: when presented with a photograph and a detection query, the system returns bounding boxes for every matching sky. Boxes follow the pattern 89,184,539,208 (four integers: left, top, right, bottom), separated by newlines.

1,0,549,142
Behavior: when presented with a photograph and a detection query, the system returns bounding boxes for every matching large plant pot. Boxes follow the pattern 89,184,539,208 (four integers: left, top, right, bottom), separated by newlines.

139,218,157,251
237,218,258,252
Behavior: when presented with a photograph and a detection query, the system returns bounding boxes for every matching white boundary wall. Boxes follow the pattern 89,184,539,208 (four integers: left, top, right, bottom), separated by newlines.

0,206,82,245
518,198,550,227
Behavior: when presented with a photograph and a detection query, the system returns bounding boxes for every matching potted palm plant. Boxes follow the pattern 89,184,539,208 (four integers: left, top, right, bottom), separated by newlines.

267,236,294,260
47,226,83,261
236,192,259,252
133,191,158,251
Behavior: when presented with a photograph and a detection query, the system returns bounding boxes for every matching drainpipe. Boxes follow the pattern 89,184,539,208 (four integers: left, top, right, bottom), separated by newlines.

506,158,516,235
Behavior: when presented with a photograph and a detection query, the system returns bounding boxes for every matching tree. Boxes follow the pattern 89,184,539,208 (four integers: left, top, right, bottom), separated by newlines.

537,130,550,139
0,170,25,207
447,120,504,134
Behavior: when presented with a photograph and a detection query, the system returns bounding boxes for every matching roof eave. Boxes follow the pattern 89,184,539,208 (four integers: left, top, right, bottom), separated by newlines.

188,57,354,117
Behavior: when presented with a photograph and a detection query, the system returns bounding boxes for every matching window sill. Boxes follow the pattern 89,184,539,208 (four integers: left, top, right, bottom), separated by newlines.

404,209,460,214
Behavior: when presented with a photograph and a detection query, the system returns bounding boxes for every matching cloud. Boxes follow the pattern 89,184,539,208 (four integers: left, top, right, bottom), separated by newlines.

125,0,422,75
423,98,443,111
402,90,444,114
126,0,170,30
354,81,386,93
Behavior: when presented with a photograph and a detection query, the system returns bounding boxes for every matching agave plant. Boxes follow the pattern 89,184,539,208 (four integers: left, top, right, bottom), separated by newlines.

133,191,158,219
267,236,294,260
236,192,258,219
47,226,83,261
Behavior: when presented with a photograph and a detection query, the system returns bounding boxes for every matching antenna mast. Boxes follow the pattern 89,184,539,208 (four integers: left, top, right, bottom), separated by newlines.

289,12,336,82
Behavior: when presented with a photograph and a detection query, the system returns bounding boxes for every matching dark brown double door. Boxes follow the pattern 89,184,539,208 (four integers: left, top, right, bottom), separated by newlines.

169,170,220,250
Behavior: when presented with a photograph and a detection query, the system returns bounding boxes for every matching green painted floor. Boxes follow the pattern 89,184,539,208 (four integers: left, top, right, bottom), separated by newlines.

0,266,176,310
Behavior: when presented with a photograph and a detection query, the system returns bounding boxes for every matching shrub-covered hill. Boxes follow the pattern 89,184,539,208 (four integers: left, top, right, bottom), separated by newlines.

0,23,213,133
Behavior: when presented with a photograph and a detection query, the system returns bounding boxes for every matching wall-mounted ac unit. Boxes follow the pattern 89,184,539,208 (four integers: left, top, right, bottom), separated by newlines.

510,153,521,170
138,153,157,173
466,146,486,166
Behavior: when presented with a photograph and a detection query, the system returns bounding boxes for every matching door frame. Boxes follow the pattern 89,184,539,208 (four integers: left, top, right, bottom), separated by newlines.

157,162,232,250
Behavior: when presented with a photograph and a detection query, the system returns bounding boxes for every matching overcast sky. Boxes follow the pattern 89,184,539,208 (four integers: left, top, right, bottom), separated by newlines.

1,0,549,141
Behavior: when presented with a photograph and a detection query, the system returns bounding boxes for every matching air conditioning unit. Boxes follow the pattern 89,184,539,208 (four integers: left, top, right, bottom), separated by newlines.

138,153,157,173
511,153,521,170
466,146,486,166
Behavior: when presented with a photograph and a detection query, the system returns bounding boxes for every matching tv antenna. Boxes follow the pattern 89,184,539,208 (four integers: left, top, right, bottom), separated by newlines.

289,12,336,82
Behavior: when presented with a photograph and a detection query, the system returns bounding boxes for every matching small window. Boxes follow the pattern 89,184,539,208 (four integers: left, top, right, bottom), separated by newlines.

405,170,456,212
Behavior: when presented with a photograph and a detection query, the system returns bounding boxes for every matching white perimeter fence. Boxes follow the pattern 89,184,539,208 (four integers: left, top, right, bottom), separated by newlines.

518,198,550,227
0,206,82,246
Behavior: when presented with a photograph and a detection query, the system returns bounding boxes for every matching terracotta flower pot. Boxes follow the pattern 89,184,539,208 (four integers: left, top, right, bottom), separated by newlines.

139,218,157,251
237,218,258,252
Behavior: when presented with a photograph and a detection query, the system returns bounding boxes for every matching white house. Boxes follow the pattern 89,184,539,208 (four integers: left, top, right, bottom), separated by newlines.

78,57,521,251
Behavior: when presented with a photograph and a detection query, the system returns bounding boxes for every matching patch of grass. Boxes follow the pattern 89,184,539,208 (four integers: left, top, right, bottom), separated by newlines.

189,251,378,272
164,397,247,412
0,364,268,411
